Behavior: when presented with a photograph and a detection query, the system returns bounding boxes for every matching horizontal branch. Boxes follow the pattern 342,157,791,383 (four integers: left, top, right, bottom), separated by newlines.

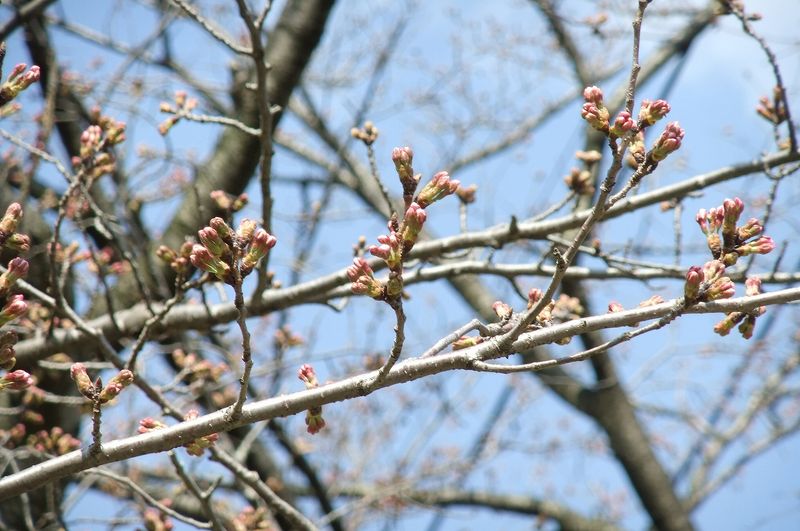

4,287,799,499
14,150,799,364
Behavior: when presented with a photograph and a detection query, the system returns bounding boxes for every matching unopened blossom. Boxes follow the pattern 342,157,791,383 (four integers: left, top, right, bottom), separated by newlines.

650,122,685,161
638,99,671,126
684,266,704,300
745,276,762,297
706,276,735,301
70,363,96,399
581,101,610,132
138,417,167,433
735,236,775,256
416,171,460,208
527,288,544,309
638,295,665,307
0,370,33,391
189,244,231,281
714,312,741,336
0,63,40,105
198,227,229,258
0,203,22,238
608,301,624,313
737,218,764,241
627,131,646,164
0,257,28,295
298,365,326,434
492,301,513,321
610,110,636,136
564,168,594,196
392,146,418,196
400,202,426,247
235,218,257,243
241,228,277,275
0,330,17,370
369,230,403,269
183,409,219,456
456,184,478,204
583,86,604,105
298,363,319,388
98,369,134,403
0,294,27,326
702,260,726,283
347,257,383,299
4,233,30,253
721,197,744,246
79,125,103,159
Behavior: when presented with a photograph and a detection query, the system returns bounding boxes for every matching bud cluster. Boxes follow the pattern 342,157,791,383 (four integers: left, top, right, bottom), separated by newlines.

70,363,134,404
188,217,277,284
231,506,272,531
183,409,219,456
72,112,126,180
756,86,787,125
683,259,735,303
350,121,379,145
713,276,766,339
0,53,40,108
0,424,80,456
171,349,225,385
0,203,30,252
298,364,326,434
695,197,774,266
158,90,198,135
210,190,249,213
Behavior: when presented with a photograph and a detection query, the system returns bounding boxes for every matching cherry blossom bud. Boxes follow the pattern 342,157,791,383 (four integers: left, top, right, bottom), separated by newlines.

198,227,228,258
298,364,318,388
527,288,543,309
736,236,775,256
392,146,418,195
182,409,218,456
241,229,277,275
0,64,40,105
416,171,460,208
564,168,594,196
400,202,426,247
369,231,403,269
138,417,167,433
737,218,763,240
0,203,22,236
581,101,609,132
684,266,704,300
98,369,134,403
156,245,177,264
70,363,96,399
0,294,27,326
583,86,604,104
456,184,478,204
492,301,512,321
610,111,636,136
235,218,257,243
452,335,485,350
638,295,664,307
738,314,757,339
721,197,744,245
745,276,762,297
0,330,17,370
4,233,29,253
650,122,684,161
702,260,726,283
305,408,326,434
0,257,28,295
638,99,671,126
706,277,735,301
0,369,33,391
347,257,383,299
714,313,741,336
627,131,646,165
189,244,231,281
607,301,624,313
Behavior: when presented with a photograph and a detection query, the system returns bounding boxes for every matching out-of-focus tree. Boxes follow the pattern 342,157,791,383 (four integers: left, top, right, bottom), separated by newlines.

0,0,798,530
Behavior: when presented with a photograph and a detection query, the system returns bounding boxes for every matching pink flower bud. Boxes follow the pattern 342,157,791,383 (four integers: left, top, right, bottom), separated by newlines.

581,101,610,132
235,218,257,242
1,369,33,391
98,369,134,403
714,313,741,336
745,276,762,297
198,227,228,257
638,99,670,126
392,146,416,194
607,301,624,313
369,231,403,269
416,171,460,208
610,111,636,136
492,301,512,321
452,335,485,350
241,229,277,275
583,86,604,104
737,218,763,240
347,257,384,299
0,294,27,326
0,203,22,236
735,236,775,256
189,244,231,281
400,202,426,247
298,363,318,387
702,260,726,283
651,122,685,161
70,363,96,399
706,277,735,301
684,266,704,300
138,417,167,433
527,288,543,309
